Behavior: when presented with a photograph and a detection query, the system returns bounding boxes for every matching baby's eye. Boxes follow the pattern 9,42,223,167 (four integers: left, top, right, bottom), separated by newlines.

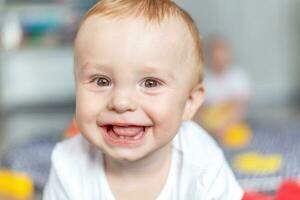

93,77,111,86
143,79,161,88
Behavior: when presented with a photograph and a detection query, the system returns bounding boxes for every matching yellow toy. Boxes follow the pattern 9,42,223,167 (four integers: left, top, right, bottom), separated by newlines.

221,122,252,149
199,103,232,131
197,103,252,149
0,169,33,199
233,151,283,174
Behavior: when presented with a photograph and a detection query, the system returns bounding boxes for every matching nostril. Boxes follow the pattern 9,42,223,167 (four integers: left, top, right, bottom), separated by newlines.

107,91,138,113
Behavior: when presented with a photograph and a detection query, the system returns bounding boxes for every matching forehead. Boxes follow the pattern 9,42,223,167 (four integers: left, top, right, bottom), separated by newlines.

76,14,191,48
75,15,196,74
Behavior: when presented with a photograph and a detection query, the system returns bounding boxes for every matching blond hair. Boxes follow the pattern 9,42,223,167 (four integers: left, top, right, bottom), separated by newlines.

79,0,203,82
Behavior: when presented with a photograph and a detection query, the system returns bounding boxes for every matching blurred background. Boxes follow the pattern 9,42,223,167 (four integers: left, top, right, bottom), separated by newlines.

0,0,299,199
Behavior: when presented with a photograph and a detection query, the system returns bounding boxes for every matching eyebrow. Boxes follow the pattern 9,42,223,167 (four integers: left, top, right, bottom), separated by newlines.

78,62,111,74
78,62,175,80
139,65,175,80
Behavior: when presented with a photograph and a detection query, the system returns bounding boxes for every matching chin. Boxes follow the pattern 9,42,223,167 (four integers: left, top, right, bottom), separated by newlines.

105,147,151,163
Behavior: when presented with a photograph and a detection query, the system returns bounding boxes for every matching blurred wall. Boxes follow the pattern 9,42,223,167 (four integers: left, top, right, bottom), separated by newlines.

175,0,300,107
1,0,299,109
0,3,77,111
0,48,74,109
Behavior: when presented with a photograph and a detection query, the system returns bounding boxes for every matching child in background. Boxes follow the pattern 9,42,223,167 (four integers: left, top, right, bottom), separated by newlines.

44,0,243,199
194,37,252,148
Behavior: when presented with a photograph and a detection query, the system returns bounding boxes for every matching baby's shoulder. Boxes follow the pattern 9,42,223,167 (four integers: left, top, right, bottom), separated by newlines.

51,134,99,168
47,135,105,199
174,121,224,164
173,121,228,179
172,122,243,199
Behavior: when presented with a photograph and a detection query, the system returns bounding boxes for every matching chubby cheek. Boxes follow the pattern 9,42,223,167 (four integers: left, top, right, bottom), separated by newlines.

142,92,187,139
75,88,106,136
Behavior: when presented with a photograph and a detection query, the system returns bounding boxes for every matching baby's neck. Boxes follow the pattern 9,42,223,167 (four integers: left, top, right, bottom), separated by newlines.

104,144,172,200
104,143,172,178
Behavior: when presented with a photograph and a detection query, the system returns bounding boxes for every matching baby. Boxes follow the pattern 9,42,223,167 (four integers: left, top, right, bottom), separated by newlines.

194,37,252,146
44,0,243,199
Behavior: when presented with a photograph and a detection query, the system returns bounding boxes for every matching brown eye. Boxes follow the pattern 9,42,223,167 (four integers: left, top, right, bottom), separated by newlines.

144,79,159,88
96,77,110,86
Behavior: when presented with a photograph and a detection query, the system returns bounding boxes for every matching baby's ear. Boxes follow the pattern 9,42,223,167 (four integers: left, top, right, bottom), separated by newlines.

182,84,205,120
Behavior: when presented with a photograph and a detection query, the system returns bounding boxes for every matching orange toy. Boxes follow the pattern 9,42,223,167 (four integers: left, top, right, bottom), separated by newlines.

64,118,80,138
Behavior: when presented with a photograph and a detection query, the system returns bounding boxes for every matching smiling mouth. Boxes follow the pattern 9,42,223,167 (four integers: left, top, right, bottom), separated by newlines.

100,124,148,146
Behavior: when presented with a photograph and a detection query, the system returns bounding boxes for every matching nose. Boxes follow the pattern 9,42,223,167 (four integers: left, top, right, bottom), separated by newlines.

107,88,138,113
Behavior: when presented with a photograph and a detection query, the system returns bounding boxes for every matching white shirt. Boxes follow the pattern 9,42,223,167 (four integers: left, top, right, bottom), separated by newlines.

43,121,243,200
205,67,251,105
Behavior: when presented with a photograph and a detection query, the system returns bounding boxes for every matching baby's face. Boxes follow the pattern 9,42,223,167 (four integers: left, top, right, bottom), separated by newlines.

74,15,203,162
209,41,231,74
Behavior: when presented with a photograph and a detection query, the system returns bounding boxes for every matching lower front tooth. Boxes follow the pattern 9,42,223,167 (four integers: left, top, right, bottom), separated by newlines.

133,132,143,140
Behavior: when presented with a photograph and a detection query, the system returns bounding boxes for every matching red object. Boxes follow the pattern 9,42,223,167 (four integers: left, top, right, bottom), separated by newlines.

242,191,273,200
64,118,80,138
275,180,300,200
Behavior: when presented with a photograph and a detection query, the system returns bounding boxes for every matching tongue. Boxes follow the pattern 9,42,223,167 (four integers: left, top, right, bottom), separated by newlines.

112,125,144,136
